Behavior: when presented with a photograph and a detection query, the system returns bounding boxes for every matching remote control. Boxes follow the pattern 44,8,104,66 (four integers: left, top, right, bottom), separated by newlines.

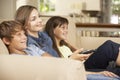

80,49,96,54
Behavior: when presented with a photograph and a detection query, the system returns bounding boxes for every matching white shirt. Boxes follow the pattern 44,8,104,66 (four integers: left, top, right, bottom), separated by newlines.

58,45,73,58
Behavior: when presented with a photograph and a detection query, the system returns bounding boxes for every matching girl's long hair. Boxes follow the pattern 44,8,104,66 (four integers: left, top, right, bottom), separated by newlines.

45,16,75,57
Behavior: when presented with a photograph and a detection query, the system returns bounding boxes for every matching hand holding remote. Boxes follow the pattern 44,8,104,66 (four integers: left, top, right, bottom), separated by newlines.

79,49,96,54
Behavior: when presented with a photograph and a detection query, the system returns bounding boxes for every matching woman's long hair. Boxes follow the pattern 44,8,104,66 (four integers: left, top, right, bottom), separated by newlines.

15,5,37,28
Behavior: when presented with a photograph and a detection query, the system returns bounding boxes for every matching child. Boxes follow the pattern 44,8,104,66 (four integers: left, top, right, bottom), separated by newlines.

44,16,120,79
0,20,51,57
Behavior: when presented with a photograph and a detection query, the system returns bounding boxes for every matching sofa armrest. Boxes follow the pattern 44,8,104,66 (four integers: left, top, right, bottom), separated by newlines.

0,55,86,80
0,38,9,55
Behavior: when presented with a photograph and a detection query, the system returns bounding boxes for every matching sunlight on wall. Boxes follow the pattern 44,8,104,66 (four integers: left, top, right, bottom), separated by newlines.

110,15,119,24
16,0,38,9
16,0,100,16
16,0,27,9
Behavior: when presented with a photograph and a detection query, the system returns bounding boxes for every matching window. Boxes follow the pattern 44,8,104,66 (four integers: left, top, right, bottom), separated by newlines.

39,0,55,13
101,0,120,24
110,0,120,24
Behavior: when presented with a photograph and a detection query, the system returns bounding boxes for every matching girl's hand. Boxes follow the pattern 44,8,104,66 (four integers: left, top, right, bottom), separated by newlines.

73,48,84,54
69,48,91,61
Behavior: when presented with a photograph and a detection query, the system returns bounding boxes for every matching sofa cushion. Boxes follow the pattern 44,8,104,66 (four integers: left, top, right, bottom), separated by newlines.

0,55,86,80
79,37,120,49
0,38,9,55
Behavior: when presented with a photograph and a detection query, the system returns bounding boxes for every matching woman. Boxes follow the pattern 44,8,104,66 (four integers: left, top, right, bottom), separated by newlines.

44,16,120,79
15,5,59,57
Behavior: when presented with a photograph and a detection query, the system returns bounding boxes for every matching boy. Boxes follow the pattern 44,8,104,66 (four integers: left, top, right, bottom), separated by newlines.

0,20,51,56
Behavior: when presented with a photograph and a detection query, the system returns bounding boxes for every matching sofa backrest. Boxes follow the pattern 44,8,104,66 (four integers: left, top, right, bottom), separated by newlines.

0,38,9,55
0,55,86,80
41,16,77,47
79,37,120,49
0,16,77,50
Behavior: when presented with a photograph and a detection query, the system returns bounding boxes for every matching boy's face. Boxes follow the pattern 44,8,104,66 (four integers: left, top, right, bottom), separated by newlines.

8,30,27,51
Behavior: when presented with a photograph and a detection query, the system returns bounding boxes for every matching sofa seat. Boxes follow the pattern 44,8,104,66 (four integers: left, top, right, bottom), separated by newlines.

0,55,86,80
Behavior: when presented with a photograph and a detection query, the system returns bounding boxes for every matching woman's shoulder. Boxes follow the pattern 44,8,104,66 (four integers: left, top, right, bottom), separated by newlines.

39,31,52,42
27,35,39,47
39,31,49,37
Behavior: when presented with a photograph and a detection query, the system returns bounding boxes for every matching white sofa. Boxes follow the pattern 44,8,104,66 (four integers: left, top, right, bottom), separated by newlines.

0,38,86,80
0,55,86,80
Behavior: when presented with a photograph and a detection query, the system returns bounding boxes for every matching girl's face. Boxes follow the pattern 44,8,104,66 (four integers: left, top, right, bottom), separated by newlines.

8,30,27,51
26,9,43,34
54,23,68,41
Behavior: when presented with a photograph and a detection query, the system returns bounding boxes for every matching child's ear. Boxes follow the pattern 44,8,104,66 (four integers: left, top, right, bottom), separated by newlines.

25,26,27,29
2,37,10,45
25,26,28,29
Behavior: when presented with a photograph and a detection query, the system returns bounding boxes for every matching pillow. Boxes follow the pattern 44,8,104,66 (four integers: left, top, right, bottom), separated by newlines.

0,38,9,55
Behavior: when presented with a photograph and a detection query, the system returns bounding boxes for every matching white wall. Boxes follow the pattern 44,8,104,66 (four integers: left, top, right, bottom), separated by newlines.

0,0,16,20
16,0,38,9
0,0,38,20
84,0,100,11
0,0,100,20
43,0,100,15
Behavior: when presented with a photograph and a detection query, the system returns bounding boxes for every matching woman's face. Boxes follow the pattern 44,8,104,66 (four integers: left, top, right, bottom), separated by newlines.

54,23,68,41
26,9,43,34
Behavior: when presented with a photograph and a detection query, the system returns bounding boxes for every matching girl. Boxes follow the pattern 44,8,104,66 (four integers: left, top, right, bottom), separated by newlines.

44,16,120,79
